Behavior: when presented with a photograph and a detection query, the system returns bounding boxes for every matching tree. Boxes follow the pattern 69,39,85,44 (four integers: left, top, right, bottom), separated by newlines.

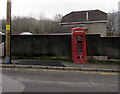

54,14,63,22
1,19,6,33
39,11,46,20
118,11,120,36
1,14,62,35
107,11,118,36
12,16,36,34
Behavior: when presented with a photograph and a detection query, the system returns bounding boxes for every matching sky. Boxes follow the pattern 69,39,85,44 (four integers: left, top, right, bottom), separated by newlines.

0,0,120,19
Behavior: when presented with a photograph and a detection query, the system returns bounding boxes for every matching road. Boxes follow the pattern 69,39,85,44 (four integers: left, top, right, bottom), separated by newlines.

2,68,119,92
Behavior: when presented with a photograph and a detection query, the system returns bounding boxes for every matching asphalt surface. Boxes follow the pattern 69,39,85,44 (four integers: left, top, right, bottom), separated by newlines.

2,68,119,92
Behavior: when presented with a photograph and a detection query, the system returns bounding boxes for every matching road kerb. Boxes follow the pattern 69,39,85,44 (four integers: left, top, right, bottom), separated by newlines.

47,66,64,70
2,64,15,68
97,69,119,72
1,64,120,72
31,65,48,69
80,68,97,71
64,67,80,71
14,65,31,68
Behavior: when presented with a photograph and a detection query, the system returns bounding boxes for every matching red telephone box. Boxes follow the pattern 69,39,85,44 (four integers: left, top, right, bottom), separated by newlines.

71,27,87,63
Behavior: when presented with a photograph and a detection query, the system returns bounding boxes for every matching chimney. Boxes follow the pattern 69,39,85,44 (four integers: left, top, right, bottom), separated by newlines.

86,12,89,21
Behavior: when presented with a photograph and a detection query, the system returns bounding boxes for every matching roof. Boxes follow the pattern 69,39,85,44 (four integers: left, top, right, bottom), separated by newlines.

60,10,107,23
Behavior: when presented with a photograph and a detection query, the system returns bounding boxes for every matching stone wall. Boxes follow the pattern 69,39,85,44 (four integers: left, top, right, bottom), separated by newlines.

1,35,120,59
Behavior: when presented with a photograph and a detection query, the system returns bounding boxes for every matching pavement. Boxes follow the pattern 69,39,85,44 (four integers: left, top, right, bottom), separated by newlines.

2,75,25,92
0,59,120,72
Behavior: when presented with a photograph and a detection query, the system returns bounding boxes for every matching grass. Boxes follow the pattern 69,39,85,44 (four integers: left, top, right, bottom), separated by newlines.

87,59,120,64
11,56,72,63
